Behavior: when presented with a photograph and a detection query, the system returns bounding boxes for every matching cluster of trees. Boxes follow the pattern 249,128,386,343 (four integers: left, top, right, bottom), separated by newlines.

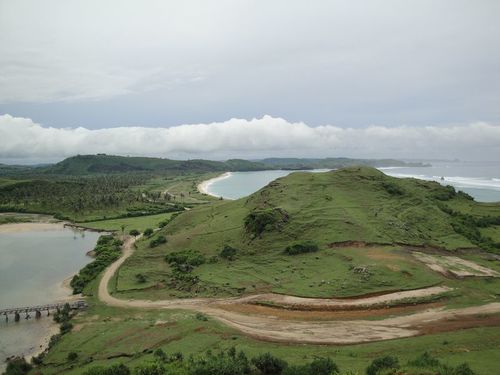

43,350,478,375
0,174,184,220
244,208,289,237
164,250,206,291
439,204,500,253
284,241,319,255
70,235,123,294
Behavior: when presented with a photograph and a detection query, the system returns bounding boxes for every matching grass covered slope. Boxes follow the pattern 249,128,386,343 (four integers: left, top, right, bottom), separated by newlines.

115,167,500,299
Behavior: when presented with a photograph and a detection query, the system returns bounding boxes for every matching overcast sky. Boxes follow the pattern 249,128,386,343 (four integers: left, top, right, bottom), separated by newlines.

1,0,500,162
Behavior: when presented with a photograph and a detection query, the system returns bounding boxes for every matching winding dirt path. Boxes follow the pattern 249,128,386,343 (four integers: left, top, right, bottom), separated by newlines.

98,236,500,344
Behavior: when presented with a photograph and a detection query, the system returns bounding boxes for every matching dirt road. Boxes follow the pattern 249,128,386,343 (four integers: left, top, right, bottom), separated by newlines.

98,236,500,344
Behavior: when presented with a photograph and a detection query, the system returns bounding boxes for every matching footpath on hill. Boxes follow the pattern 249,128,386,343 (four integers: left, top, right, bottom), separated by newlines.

97,236,500,344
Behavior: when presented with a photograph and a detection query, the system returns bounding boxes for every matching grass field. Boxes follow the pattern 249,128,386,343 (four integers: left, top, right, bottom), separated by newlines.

81,212,176,232
39,284,500,375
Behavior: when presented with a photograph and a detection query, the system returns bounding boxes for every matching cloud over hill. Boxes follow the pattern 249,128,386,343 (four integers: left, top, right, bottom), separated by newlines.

1,114,499,162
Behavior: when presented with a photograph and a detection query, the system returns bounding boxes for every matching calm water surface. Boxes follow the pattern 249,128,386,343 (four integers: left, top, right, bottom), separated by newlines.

0,226,99,368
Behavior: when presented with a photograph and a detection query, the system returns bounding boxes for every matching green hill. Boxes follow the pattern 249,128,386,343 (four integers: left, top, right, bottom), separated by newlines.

115,167,500,299
42,154,269,175
0,154,427,176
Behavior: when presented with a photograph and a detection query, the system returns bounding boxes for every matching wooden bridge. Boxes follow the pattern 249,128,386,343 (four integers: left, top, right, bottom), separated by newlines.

0,300,87,322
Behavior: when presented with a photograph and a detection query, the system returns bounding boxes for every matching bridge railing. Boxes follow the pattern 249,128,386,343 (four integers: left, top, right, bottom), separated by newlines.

0,300,87,316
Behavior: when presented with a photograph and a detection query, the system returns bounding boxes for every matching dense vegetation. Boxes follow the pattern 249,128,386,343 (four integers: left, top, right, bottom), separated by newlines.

18,348,474,375
0,154,428,176
0,173,184,221
284,241,319,255
70,235,123,294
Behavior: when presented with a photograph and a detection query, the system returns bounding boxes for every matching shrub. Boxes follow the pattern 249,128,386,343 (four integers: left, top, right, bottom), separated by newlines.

5,357,32,375
67,352,78,361
220,245,238,260
60,321,73,334
408,352,440,368
244,208,289,237
283,357,338,375
84,364,131,375
284,241,319,255
143,228,154,237
135,273,147,283
129,229,140,236
195,312,208,321
165,250,206,272
366,356,399,375
149,235,167,248
382,182,404,196
252,352,288,374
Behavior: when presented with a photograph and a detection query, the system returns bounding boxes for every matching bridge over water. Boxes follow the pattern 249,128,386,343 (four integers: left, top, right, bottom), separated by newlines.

0,300,87,322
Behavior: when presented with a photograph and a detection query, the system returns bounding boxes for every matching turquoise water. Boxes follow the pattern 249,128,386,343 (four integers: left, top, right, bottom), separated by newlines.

206,162,500,202
0,226,99,367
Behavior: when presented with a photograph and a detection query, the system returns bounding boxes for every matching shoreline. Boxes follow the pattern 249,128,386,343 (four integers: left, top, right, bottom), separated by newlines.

0,220,94,369
0,222,66,234
197,172,232,197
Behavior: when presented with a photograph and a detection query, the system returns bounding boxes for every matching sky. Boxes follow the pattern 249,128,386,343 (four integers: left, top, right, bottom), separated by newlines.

1,0,500,163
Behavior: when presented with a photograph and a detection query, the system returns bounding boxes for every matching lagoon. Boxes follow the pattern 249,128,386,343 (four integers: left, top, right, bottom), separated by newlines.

0,224,99,369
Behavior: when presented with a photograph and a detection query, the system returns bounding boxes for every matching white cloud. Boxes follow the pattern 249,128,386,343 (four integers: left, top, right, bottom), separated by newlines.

1,114,499,162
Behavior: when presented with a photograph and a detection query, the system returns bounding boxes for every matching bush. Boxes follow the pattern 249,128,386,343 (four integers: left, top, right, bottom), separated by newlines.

381,182,404,196
149,235,167,248
283,357,338,375
135,273,147,283
129,229,140,236
5,357,32,375
60,321,73,334
366,356,399,375
408,352,439,368
220,245,238,260
284,241,319,255
244,208,289,237
165,250,206,272
252,353,288,374
67,352,78,361
84,364,131,375
143,228,154,237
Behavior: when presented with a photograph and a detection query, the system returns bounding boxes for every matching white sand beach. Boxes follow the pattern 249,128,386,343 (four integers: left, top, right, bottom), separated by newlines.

197,172,232,197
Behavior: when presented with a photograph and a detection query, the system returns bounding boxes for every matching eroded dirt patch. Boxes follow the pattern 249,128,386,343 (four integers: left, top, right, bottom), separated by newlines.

413,252,499,277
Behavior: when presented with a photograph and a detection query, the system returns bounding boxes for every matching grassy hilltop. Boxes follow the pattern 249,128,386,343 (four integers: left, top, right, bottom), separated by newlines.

115,167,500,299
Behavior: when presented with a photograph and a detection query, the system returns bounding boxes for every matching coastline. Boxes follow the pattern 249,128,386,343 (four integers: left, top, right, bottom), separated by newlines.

0,222,65,234
0,221,93,369
197,172,232,197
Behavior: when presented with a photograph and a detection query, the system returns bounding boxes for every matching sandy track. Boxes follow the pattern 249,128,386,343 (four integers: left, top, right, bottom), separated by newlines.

98,236,500,344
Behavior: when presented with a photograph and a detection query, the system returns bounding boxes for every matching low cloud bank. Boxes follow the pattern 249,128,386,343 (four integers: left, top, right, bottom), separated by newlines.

1,114,499,162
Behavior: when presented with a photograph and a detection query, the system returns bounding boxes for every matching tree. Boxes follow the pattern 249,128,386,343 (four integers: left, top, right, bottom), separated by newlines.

252,353,288,374
129,229,140,237
67,352,78,361
144,228,154,237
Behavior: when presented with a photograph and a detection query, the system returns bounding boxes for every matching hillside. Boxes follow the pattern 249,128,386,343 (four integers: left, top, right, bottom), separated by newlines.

259,157,429,170
42,154,269,175
0,154,428,176
115,167,500,299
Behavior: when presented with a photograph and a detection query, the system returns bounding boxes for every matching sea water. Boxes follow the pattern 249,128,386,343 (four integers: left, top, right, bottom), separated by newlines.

206,161,500,202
